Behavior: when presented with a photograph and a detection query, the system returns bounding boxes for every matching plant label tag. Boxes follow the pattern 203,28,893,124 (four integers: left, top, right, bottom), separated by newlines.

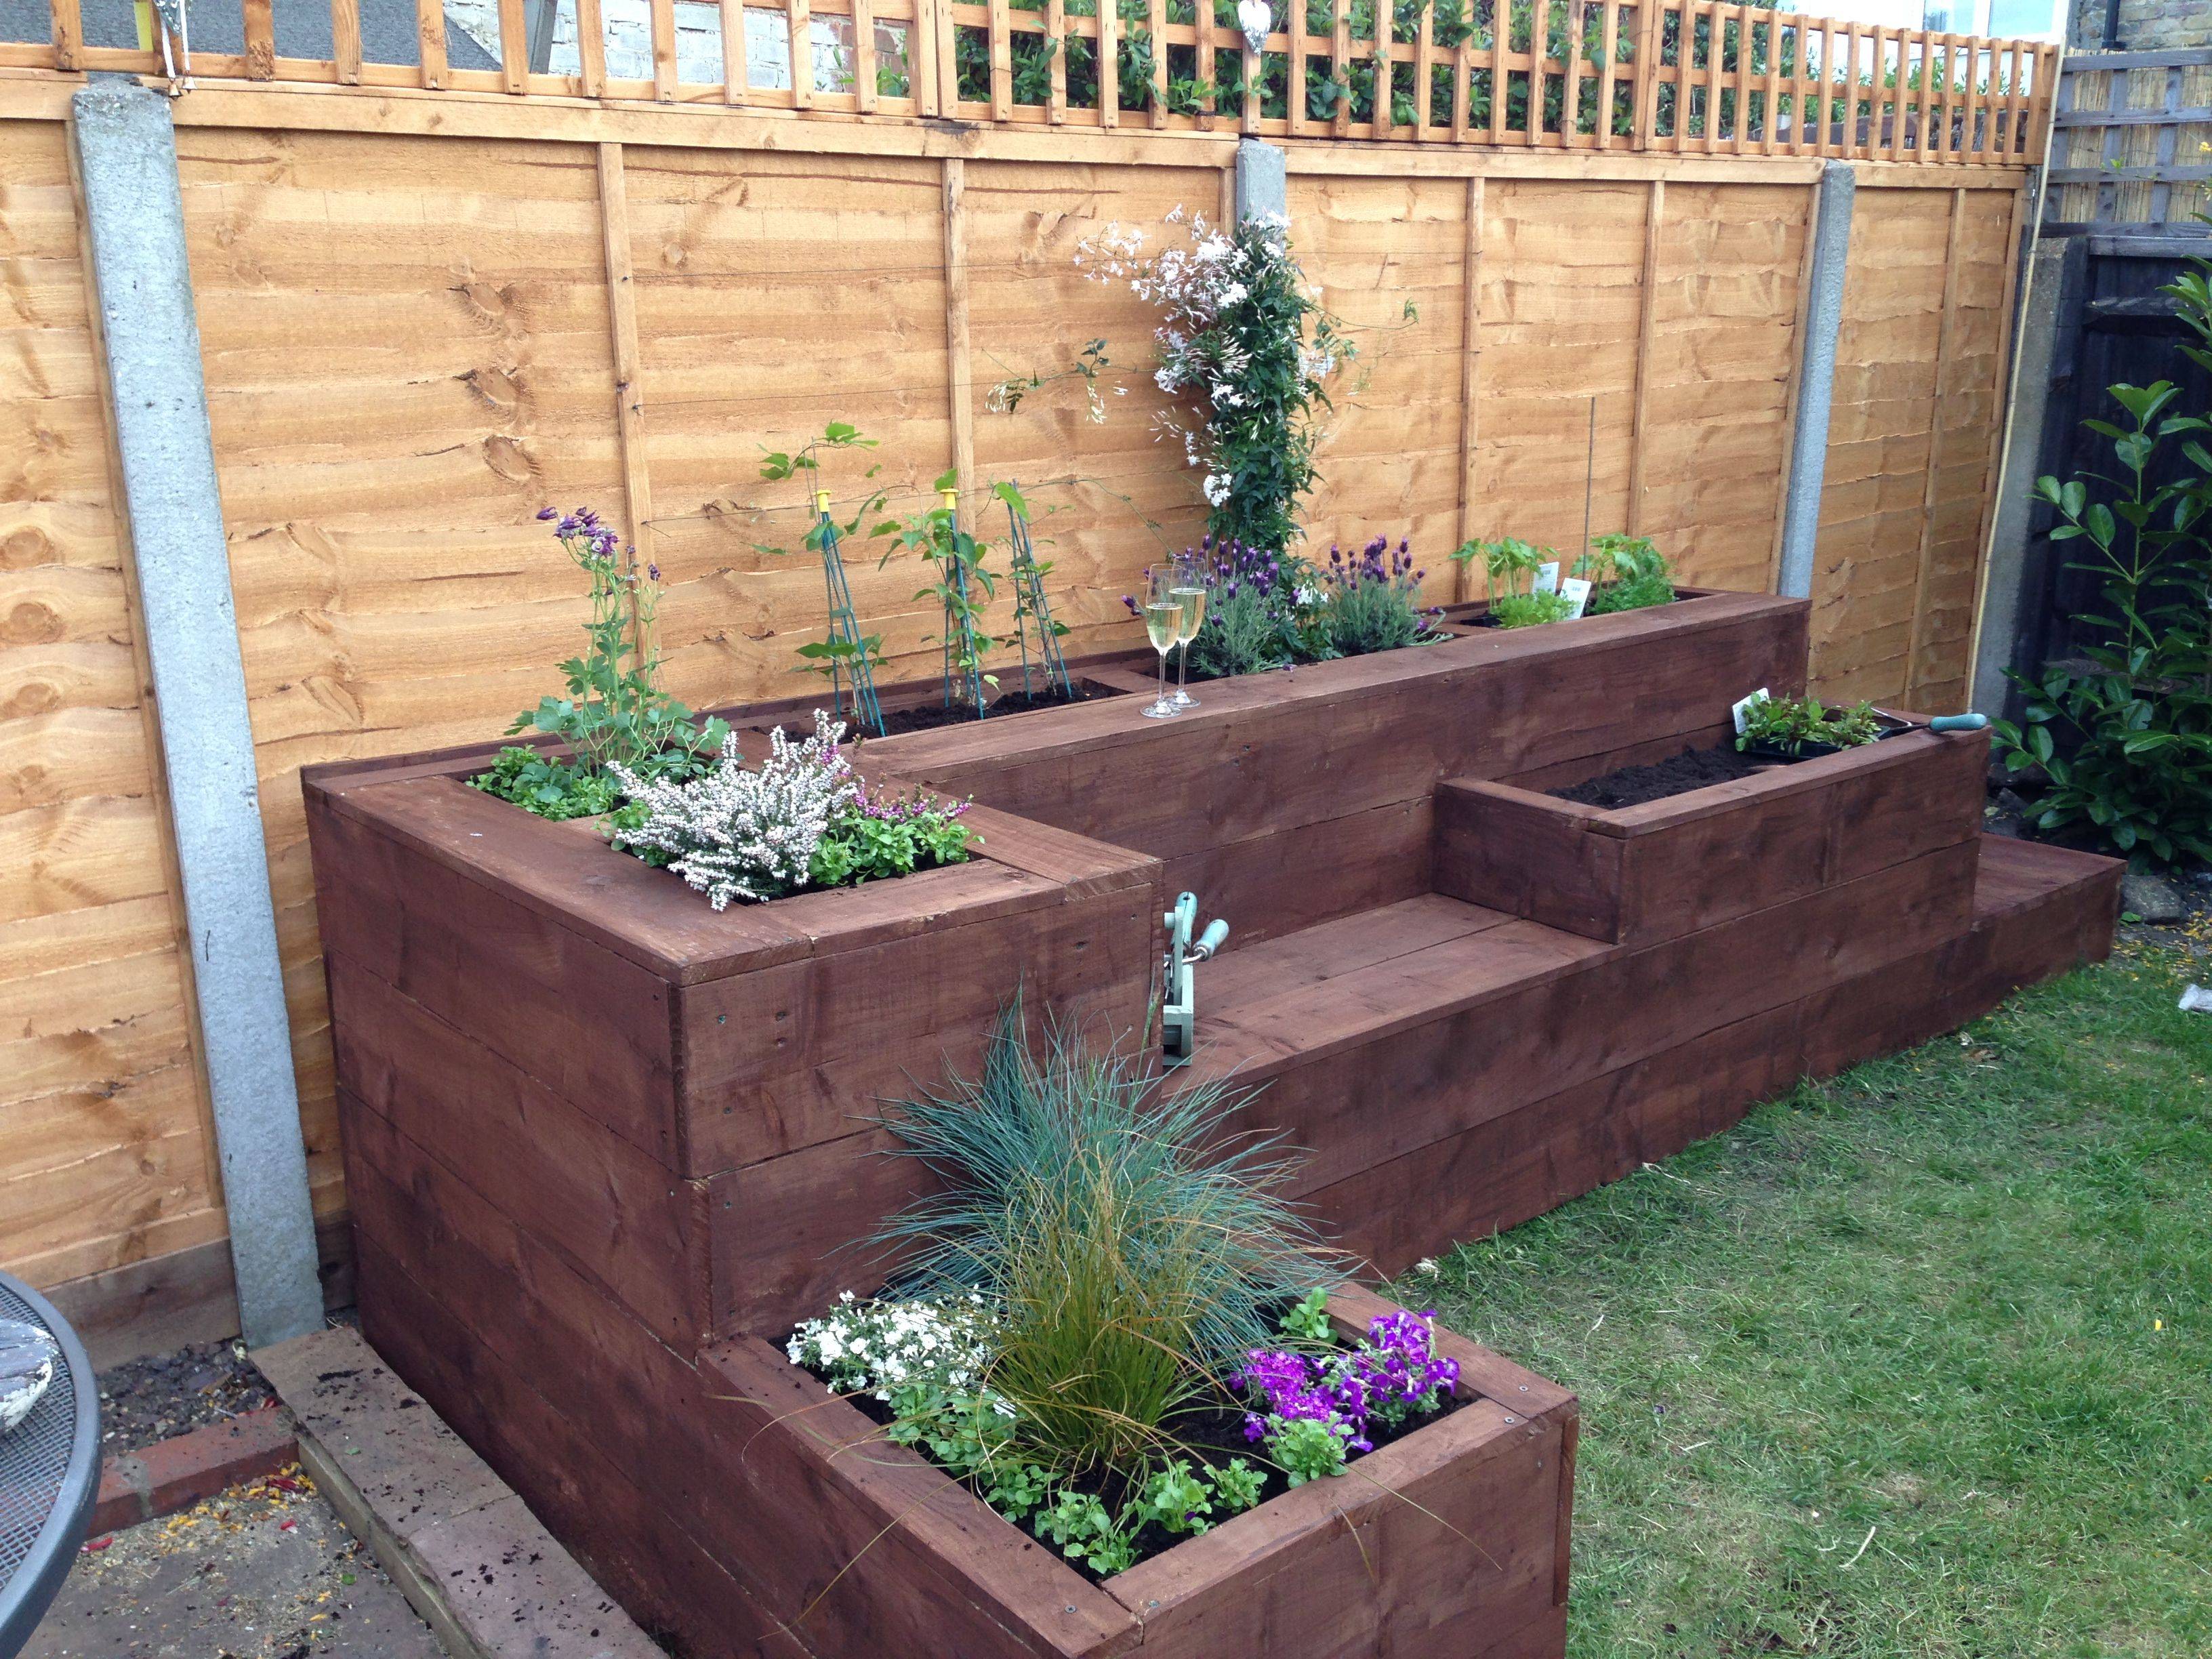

1534,562,1561,595
1732,688,1769,735
1560,577,1593,619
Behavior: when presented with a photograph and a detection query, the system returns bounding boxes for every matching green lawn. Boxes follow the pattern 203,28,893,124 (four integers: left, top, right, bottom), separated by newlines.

1401,934,2212,1658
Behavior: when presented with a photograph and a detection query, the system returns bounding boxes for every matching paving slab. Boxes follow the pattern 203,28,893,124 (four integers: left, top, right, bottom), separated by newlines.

21,1463,445,1659
253,1326,659,1659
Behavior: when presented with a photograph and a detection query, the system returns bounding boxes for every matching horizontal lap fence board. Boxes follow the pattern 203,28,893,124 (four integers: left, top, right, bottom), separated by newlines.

2045,48,2212,235
0,68,2029,1333
0,0,2055,163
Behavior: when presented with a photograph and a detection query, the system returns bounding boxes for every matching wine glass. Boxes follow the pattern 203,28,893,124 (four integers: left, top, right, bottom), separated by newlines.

1140,566,1183,720
1170,554,1206,710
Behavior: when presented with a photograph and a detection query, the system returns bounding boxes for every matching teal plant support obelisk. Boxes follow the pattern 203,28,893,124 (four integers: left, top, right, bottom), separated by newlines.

1006,488,1071,700
937,487,987,717
811,489,885,735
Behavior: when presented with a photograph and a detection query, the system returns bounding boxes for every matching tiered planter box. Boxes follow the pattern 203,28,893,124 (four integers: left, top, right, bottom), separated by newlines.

305,586,2121,1659
1432,724,1988,945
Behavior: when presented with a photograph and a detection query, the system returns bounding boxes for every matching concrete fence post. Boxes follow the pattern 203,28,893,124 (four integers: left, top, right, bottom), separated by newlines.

1776,161,1857,602
70,80,325,1349
1235,138,1286,225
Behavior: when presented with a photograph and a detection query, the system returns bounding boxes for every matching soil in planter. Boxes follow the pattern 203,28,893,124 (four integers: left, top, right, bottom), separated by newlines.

1551,743,1780,809
863,684,1108,739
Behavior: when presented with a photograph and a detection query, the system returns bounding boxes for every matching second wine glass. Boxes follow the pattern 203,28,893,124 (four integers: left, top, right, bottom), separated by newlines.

1170,556,1206,709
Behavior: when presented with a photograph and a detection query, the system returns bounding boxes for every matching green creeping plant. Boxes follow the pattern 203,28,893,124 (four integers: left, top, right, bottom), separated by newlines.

1736,694,1885,756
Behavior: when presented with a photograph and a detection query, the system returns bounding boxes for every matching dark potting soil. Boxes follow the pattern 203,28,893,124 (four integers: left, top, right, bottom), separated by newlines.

1551,743,1779,810
866,684,1107,739
798,1340,1463,1582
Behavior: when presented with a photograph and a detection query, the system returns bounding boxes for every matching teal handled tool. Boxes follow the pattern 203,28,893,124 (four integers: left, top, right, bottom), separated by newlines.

1162,892,1229,1067
1878,709,1991,735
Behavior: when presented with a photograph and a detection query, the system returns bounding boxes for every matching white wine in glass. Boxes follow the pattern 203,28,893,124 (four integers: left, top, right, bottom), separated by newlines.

1141,567,1182,719
1144,600,1181,653
1170,581,1206,708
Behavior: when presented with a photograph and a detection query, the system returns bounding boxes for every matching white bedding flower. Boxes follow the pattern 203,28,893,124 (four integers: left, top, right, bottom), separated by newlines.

787,1293,1004,1404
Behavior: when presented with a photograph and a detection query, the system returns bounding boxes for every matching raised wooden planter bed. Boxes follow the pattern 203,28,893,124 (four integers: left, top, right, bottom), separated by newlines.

306,585,2121,1659
1433,724,1988,946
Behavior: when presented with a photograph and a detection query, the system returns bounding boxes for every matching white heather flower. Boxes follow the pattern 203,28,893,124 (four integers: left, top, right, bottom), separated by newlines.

1203,473,1232,507
610,714,855,909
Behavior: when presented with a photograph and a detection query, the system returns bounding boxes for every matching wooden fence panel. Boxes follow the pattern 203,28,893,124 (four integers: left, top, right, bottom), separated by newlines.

176,127,633,1225
1287,173,1469,585
1453,177,1648,561
0,123,226,1292
1811,189,1948,700
620,146,956,698
1908,186,2018,711
964,159,1218,636
1639,179,1809,595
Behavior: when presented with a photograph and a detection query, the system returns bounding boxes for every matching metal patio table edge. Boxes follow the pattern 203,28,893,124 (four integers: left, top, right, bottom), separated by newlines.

0,1269,99,1659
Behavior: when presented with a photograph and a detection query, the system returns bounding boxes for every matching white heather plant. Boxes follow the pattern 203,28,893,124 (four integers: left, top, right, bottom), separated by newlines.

785,1292,1003,1404
609,712,856,910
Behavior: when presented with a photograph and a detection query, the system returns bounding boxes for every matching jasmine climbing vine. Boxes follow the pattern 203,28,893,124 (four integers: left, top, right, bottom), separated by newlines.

1079,206,1349,554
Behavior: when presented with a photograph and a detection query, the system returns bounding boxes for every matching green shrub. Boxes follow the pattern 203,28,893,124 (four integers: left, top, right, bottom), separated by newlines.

1994,363,2212,865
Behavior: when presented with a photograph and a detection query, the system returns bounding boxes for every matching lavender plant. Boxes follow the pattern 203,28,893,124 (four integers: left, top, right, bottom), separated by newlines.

1316,535,1444,657
1128,535,1300,680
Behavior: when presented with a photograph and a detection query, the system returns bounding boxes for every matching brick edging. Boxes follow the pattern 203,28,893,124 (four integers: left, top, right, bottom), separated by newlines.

89,1404,299,1536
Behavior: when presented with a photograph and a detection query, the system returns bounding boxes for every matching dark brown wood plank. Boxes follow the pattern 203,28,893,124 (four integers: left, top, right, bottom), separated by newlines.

678,878,1159,1174
330,956,712,1347
308,795,685,1166
1193,840,1978,1200
1200,893,1515,1012
348,1122,1141,1658
1433,781,1624,941
1307,1002,1807,1278
1155,795,1437,948
355,1234,803,1659
1106,1392,1562,1658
